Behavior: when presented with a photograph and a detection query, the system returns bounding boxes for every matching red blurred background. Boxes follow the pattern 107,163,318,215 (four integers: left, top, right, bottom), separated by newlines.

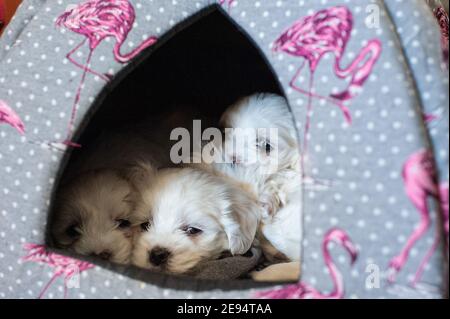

0,0,22,35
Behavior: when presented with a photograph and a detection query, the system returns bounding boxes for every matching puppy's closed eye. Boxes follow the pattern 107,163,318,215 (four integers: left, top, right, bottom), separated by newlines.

116,218,131,229
140,221,151,231
181,226,203,236
140,215,153,232
65,224,81,239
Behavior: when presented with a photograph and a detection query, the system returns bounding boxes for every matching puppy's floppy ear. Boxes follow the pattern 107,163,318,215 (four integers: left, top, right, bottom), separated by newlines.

123,161,157,225
51,196,83,248
220,188,261,255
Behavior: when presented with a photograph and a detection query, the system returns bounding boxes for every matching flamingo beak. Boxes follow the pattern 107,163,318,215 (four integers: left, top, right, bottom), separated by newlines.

65,4,78,12
342,238,358,265
271,40,280,53
349,250,358,265
13,122,26,135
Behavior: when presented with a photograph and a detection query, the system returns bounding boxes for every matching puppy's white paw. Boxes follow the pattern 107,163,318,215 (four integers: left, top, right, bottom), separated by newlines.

228,235,253,256
259,189,283,221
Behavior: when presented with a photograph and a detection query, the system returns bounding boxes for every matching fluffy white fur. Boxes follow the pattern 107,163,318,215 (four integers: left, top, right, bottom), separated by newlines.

132,167,262,274
52,169,147,264
260,170,302,261
219,93,302,262
207,151,302,262
195,146,279,217
52,129,166,264
220,93,299,174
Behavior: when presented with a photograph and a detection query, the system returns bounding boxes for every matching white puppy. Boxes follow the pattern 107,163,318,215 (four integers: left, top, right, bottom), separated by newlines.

218,93,302,263
132,167,262,274
52,128,166,264
220,93,299,174
51,169,147,264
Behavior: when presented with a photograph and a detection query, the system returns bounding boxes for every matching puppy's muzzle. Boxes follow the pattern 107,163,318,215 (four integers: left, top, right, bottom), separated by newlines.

149,247,170,267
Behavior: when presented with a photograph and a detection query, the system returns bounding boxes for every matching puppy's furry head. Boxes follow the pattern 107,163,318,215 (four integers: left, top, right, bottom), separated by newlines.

220,93,299,173
132,168,262,274
52,169,148,264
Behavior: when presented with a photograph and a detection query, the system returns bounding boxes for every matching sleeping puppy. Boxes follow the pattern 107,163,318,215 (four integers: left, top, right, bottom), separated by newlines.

52,128,166,264
51,169,149,264
220,93,299,175
132,166,262,274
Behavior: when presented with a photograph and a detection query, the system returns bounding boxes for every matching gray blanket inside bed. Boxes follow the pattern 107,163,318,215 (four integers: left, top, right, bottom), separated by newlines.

188,247,262,280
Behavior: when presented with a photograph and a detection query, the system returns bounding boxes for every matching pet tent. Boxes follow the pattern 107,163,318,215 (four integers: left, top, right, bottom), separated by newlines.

0,0,448,299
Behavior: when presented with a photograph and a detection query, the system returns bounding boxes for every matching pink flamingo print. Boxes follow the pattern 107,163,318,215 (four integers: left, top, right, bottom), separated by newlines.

218,0,235,10
256,228,358,299
56,0,158,148
440,182,449,235
424,112,439,123
433,6,449,65
388,150,449,286
22,243,94,299
273,6,382,153
0,99,25,134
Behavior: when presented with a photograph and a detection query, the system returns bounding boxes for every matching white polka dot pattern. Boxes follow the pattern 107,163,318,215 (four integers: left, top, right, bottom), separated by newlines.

0,0,448,299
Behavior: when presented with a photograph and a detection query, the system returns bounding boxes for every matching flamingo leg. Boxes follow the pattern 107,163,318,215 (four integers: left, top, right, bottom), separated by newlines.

412,225,441,287
37,274,59,299
388,205,431,283
66,39,111,82
290,63,352,124
63,278,69,299
290,62,314,175
302,70,314,156
63,48,94,148
290,63,341,185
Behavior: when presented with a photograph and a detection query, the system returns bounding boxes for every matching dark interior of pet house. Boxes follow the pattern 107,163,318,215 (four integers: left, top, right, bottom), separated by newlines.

46,7,297,288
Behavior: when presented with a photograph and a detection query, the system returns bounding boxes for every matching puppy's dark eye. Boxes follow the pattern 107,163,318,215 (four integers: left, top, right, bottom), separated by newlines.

182,226,203,236
116,219,131,229
66,224,80,239
265,142,272,155
257,139,272,155
140,221,150,231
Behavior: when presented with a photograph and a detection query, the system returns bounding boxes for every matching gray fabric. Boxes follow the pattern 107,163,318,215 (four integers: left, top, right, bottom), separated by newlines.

0,0,448,299
0,0,47,62
428,0,449,14
385,0,449,184
188,247,262,280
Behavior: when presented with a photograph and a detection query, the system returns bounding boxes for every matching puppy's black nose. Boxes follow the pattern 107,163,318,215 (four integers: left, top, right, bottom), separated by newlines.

149,247,170,266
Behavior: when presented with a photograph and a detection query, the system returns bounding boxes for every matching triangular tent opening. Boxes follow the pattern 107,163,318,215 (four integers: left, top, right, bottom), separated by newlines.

47,5,298,290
